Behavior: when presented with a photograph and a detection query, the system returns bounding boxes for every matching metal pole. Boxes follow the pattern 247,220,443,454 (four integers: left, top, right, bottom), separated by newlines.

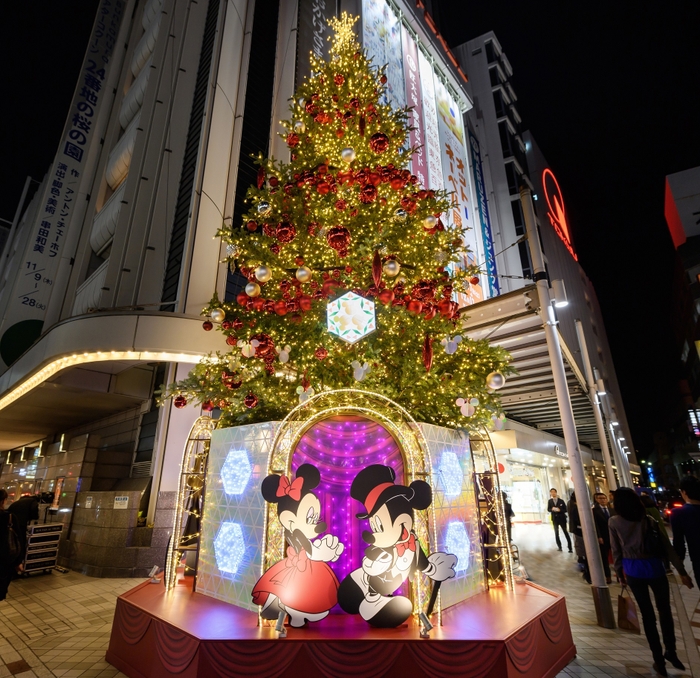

574,319,617,491
520,186,615,628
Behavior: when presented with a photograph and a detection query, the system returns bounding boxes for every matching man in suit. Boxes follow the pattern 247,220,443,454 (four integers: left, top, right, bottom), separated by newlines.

592,492,612,583
547,488,572,552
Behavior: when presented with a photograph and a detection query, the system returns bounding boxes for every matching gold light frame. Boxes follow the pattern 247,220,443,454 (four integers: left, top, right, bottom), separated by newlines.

165,414,217,591
263,389,438,617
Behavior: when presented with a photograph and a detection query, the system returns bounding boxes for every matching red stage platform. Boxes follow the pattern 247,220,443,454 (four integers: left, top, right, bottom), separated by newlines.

107,580,576,678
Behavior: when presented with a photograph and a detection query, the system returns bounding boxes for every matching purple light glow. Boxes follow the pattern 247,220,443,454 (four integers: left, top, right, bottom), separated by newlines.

292,415,404,594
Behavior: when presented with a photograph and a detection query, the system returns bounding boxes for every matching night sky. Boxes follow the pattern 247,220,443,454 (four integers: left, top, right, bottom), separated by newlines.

2,1,699,455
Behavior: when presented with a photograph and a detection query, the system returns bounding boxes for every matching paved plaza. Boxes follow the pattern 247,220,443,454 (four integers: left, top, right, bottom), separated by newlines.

0,523,698,678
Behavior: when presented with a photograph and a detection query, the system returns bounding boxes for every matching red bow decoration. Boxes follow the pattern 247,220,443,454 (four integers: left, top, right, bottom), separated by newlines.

396,533,416,557
285,545,308,571
276,475,304,501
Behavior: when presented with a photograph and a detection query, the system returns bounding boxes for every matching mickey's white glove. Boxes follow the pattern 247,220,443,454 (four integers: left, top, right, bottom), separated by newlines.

362,551,393,576
311,534,344,562
424,552,457,581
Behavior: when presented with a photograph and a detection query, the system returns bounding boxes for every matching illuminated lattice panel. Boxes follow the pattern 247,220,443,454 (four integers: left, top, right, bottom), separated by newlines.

419,423,484,609
327,292,376,344
197,423,279,612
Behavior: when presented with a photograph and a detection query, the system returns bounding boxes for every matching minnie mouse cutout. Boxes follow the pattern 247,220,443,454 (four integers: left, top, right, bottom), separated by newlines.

337,465,457,627
252,464,344,627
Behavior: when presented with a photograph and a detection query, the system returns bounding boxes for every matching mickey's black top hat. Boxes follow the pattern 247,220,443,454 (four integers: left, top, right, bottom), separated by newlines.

351,465,413,519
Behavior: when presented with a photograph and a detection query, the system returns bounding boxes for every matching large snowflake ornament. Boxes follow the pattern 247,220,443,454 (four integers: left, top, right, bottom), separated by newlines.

327,292,376,344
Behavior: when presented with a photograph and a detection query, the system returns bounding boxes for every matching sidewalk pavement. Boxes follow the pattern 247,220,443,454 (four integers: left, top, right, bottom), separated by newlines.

515,522,700,678
0,522,698,677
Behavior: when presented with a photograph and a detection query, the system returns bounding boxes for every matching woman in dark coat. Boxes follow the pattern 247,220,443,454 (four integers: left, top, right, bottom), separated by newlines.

609,487,693,676
0,489,19,601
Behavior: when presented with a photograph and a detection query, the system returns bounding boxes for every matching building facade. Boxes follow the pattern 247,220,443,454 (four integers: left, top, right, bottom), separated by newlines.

0,1,638,573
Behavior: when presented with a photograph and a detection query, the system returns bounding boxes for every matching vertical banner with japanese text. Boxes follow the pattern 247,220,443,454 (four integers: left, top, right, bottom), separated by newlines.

433,75,485,306
417,50,443,192
296,0,337,87
401,26,426,187
0,0,125,370
361,0,405,110
468,130,499,297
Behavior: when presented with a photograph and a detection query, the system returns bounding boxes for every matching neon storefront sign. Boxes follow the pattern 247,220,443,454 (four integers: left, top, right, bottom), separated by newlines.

542,169,578,261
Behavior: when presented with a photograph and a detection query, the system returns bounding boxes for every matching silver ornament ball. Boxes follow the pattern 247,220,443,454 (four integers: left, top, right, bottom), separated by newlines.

293,120,306,134
383,260,401,277
245,281,261,297
423,215,437,230
394,208,408,222
257,201,271,216
226,243,241,258
395,274,408,286
254,265,272,283
341,147,356,163
210,308,226,323
295,266,312,283
486,371,506,390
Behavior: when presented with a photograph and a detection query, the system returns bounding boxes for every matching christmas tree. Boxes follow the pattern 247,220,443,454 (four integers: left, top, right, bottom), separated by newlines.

163,14,511,430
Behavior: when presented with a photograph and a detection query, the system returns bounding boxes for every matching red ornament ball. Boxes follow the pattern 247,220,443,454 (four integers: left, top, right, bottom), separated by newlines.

315,347,329,360
407,299,424,314
470,276,480,285
276,222,297,243
202,400,215,412
326,226,351,254
369,132,390,153
221,320,232,330
335,199,347,211
380,74,388,84
246,220,258,232
226,335,237,346
298,295,313,311
244,393,258,408
173,395,187,409
359,184,377,203
202,320,213,331
378,289,395,305
274,300,288,315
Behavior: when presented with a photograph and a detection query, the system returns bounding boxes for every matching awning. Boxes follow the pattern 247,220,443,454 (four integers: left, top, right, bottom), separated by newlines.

0,312,223,450
461,285,604,452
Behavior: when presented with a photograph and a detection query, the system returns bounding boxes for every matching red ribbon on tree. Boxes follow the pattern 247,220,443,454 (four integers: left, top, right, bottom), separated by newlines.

257,166,265,189
372,250,382,289
423,334,433,372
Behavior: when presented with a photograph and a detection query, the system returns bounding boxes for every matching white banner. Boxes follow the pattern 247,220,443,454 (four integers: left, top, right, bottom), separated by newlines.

417,50,444,192
0,0,125,369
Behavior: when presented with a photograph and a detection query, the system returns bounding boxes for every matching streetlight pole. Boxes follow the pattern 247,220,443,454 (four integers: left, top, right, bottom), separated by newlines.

520,186,615,628
574,319,617,491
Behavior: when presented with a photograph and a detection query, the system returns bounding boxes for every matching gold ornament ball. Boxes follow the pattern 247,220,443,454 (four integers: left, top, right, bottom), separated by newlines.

394,208,407,222
257,201,271,216
255,265,272,282
210,308,226,323
341,147,356,163
296,266,312,283
293,120,306,134
396,274,408,286
383,260,401,277
245,281,261,297
423,215,437,230
486,371,506,390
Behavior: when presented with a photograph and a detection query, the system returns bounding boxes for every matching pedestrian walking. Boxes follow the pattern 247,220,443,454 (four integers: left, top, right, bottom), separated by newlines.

0,490,20,601
502,491,514,543
671,474,700,587
7,493,39,563
568,492,591,583
592,492,612,583
609,487,693,676
547,488,572,552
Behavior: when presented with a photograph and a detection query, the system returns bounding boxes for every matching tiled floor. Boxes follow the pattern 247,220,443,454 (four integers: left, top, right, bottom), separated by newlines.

0,524,698,677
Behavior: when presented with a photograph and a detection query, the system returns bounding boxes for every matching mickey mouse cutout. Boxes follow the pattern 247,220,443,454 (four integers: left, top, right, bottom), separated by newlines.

252,464,344,627
337,465,457,627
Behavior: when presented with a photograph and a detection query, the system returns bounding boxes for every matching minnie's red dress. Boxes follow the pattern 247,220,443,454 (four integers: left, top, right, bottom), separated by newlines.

253,536,339,613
